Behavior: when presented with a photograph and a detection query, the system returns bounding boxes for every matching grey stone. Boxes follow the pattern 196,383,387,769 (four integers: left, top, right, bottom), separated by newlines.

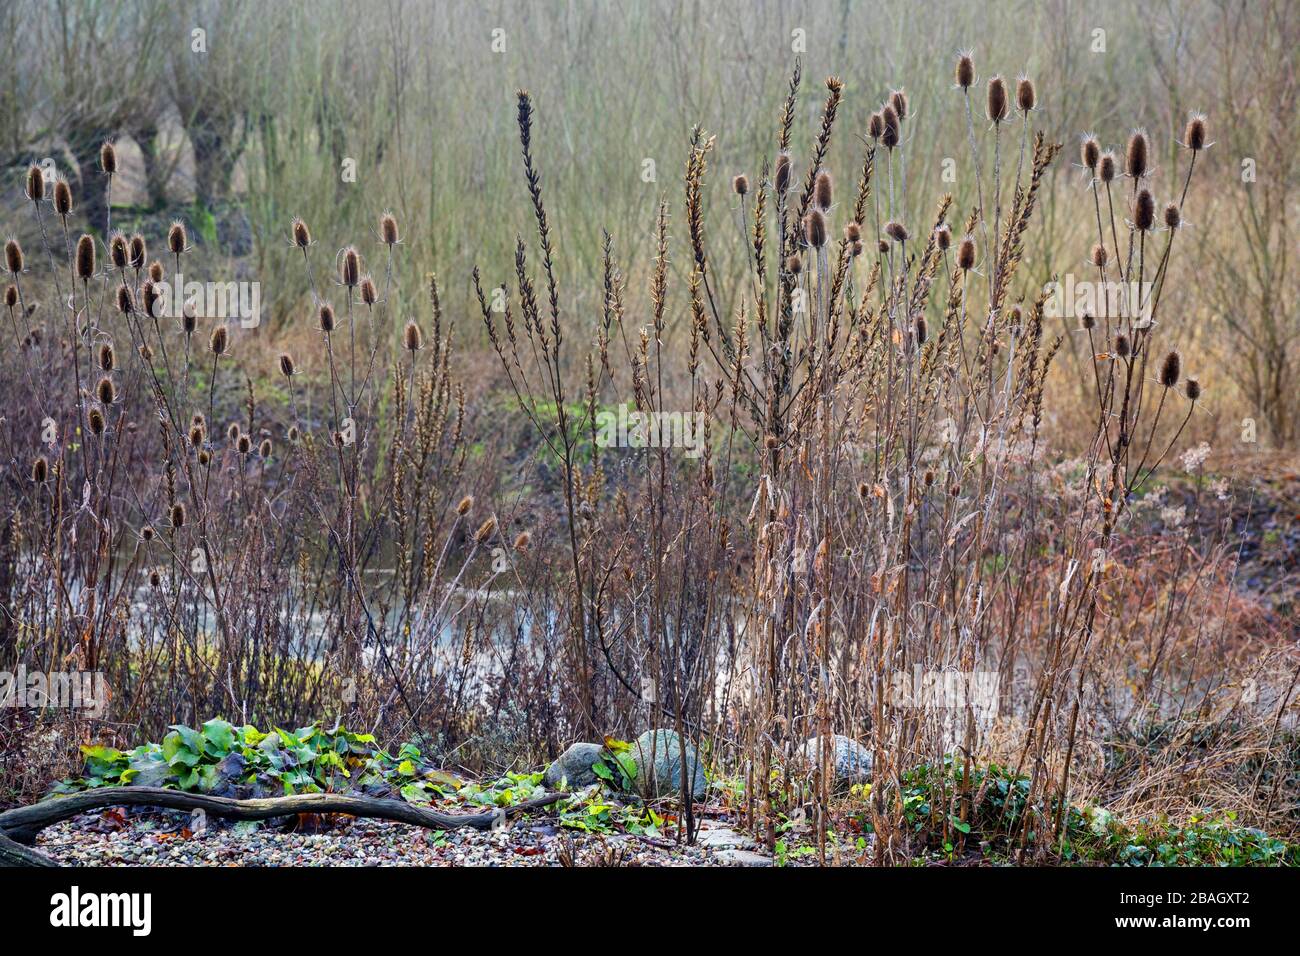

696,825,756,850
630,729,707,799
799,734,873,790
542,742,606,789
715,848,771,866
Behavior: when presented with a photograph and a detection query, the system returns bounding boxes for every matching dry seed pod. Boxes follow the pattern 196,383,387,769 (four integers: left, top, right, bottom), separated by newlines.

360,275,377,306
1098,152,1116,184
1080,135,1100,171
167,221,187,255
1125,129,1149,179
1186,378,1201,401
237,433,252,455
109,232,129,269
986,76,1009,122
1159,350,1181,388
115,286,134,315
5,238,24,274
75,234,95,279
1184,113,1207,151
513,530,531,551
404,320,424,351
209,324,229,356
259,438,272,458
881,105,900,148
1134,188,1155,231
130,235,147,269
957,234,976,271
318,303,336,332
774,152,792,194
291,217,311,248
804,209,827,249
1163,202,1181,230
785,254,803,274
99,343,115,370
885,220,909,243
474,516,497,544
457,495,474,516
1016,76,1036,112
340,246,361,287
25,164,45,202
889,88,908,120
379,212,399,245
148,259,164,282
935,223,952,250
170,503,186,529
100,141,118,175
868,112,884,141
955,52,975,90
814,170,833,210
88,407,106,436
32,456,48,483
1091,243,1108,268
279,353,296,378
182,305,197,334
732,174,750,196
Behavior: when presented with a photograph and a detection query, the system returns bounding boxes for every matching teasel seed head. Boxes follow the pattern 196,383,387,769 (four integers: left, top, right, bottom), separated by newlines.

209,324,229,356
100,141,117,175
935,223,952,251
881,105,900,148
115,285,134,315
885,220,909,243
287,425,300,442
88,407,106,435
857,481,869,499
1080,135,1100,171
109,232,129,270
914,315,928,345
31,456,48,483
360,274,378,306
1134,188,1155,231
845,221,862,243
513,530,531,552
1081,312,1096,330
237,432,252,455
4,284,17,308
1091,243,1108,268
34,172,62,221
25,164,45,202
1125,129,1149,179
170,503,186,529
473,515,497,544
318,303,336,332
291,216,311,248
279,352,295,378
923,469,935,487
138,343,153,362
340,246,361,287
878,239,889,253
457,494,474,516
1185,378,1201,401
6,238,24,274
814,170,833,210
141,280,160,319
130,235,147,269
404,320,424,351
1163,202,1181,230
259,437,272,458
379,212,399,245
148,260,164,282
1159,349,1181,388
182,304,197,334
957,234,976,271
1184,113,1207,151
149,570,162,589
227,422,241,442
804,209,827,249
1016,75,1036,112
75,234,95,279
167,221,187,255
785,254,803,274
732,174,749,196
851,240,863,257
1115,333,1131,358
1098,151,1116,183
986,76,1009,123
774,152,792,194
197,449,211,466
868,111,884,141
889,88,908,120
955,51,975,90
96,376,116,405
142,525,155,541
189,423,204,447
99,343,115,370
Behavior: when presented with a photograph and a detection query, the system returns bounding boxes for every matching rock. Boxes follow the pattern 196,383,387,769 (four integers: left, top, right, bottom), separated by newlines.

696,825,756,850
715,848,771,866
542,742,606,789
630,730,707,799
799,735,873,790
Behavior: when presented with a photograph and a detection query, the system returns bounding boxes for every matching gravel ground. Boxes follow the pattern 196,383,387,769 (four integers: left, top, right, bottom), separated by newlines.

34,806,768,867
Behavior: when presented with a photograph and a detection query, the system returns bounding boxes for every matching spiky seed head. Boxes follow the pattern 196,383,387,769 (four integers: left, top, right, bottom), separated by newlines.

814,170,833,210
291,217,311,248
785,253,803,274
88,407,106,435
1125,129,1149,179
181,305,197,334
227,422,241,442
732,174,749,196
1098,151,1116,183
923,469,935,487
340,246,361,287
1134,188,1155,231
237,433,252,455
31,456,47,483
845,222,862,242
5,238,24,274
774,152,792,193
379,212,399,245
805,209,827,249
279,353,295,378
189,424,204,447
881,105,900,148
197,449,211,466
987,76,1009,122
1159,349,1181,388
1184,113,1207,151
935,223,952,250
957,234,976,271
259,438,272,458
170,503,186,529
4,284,17,308
878,239,889,253
109,232,129,269
95,376,115,405
100,141,117,175
889,88,908,120
851,240,864,257
75,234,95,279
457,494,474,516
130,235,147,269
915,315,928,345
1091,243,1108,268
885,220,909,243
1016,75,1036,112
955,52,975,89
141,280,160,319
318,303,336,332
1081,135,1100,171
148,259,164,282
1115,333,1131,358
167,221,187,255
513,530,531,551
53,179,72,217
403,320,424,351
209,324,228,356
1185,378,1201,401
474,516,497,544
1007,304,1023,331
1081,313,1096,330
149,570,162,589
1163,202,1181,230
868,111,884,140
25,164,45,202
360,275,378,306
99,343,115,370
141,525,155,541
138,343,153,361
287,425,300,442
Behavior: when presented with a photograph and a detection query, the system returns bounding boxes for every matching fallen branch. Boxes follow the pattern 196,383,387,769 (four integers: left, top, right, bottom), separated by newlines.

0,830,58,867
0,787,568,859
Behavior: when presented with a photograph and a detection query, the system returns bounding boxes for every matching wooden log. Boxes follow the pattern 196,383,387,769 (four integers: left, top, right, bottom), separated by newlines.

0,787,567,856
0,830,58,866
